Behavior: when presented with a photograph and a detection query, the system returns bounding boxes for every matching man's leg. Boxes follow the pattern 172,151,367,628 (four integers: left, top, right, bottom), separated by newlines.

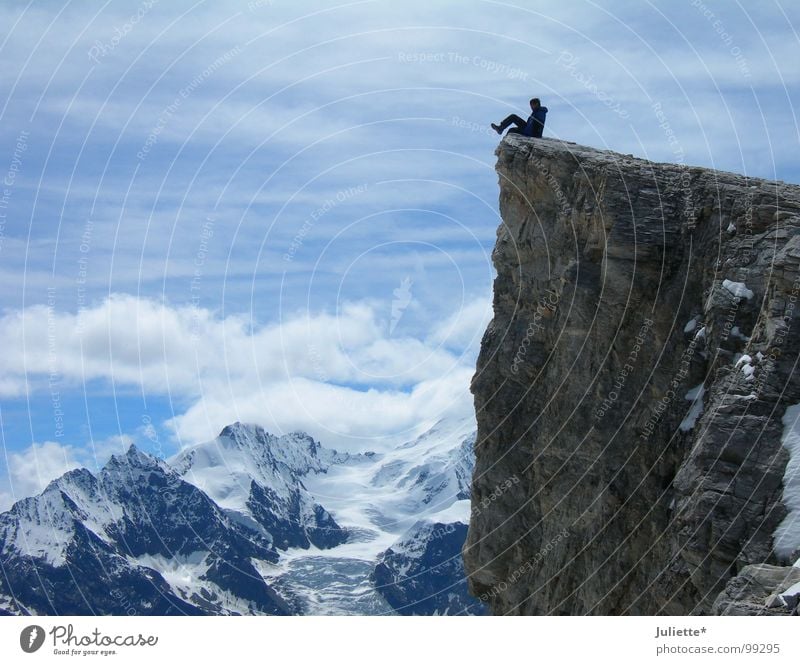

492,113,526,134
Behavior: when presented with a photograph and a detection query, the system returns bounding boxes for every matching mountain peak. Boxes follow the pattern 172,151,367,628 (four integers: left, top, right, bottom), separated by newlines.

44,466,97,496
102,443,163,475
219,421,250,438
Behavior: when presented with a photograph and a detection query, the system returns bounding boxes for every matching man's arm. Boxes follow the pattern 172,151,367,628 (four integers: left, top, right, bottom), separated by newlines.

524,114,536,136
532,108,547,136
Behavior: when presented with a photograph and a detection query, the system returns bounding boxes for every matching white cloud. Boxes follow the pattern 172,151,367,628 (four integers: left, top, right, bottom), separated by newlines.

167,368,476,452
3,442,81,508
0,293,486,450
429,295,492,351
0,434,132,511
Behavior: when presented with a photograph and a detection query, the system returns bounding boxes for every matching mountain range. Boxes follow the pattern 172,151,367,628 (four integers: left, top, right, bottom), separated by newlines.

0,417,485,616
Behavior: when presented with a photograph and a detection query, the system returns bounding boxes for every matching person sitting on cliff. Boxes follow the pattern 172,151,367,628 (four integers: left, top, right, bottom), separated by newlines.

491,98,548,138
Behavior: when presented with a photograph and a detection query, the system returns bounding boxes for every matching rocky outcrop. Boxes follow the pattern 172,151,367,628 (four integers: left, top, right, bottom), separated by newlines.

464,135,800,615
713,564,800,615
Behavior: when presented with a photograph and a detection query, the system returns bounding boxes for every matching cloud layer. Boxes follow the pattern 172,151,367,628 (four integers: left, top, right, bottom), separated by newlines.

0,292,490,448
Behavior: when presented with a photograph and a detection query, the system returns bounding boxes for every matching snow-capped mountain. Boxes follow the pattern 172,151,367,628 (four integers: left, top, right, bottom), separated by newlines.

170,423,364,550
277,416,486,615
372,501,487,615
0,417,485,615
0,446,287,615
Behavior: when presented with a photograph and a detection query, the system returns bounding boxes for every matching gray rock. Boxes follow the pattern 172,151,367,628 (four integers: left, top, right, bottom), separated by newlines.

464,135,800,615
713,564,800,615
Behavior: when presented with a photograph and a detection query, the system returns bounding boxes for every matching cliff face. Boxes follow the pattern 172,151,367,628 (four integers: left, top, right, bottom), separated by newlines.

464,135,800,615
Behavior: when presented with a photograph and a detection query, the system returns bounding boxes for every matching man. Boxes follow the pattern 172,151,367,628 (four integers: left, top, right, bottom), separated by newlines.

491,98,548,138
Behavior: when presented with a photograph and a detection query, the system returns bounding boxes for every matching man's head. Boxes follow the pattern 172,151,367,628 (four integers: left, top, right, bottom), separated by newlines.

530,98,541,110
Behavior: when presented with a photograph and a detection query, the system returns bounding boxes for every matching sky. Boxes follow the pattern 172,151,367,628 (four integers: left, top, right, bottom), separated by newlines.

0,0,798,509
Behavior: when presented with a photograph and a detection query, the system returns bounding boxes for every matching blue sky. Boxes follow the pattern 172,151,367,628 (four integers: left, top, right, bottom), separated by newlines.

0,0,798,508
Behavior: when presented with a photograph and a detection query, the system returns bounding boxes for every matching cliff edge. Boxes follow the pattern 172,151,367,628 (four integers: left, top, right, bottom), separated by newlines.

464,135,800,615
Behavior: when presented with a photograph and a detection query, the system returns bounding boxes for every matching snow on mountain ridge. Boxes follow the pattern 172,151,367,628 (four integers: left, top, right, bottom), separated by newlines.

170,423,357,550
0,447,172,568
173,422,368,479
0,417,481,615
0,440,291,615
366,426,474,519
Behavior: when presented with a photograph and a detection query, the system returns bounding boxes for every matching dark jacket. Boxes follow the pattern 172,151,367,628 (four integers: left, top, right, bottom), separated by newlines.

524,106,548,137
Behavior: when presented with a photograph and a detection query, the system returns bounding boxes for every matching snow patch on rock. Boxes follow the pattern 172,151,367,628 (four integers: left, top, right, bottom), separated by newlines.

680,384,706,433
773,404,800,560
723,279,754,300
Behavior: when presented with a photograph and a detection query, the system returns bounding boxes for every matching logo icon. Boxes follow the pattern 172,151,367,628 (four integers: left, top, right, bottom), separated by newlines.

390,276,413,335
20,625,45,653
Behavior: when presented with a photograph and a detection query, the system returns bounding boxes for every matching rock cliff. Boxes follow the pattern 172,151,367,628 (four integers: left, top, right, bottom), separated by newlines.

464,135,800,615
